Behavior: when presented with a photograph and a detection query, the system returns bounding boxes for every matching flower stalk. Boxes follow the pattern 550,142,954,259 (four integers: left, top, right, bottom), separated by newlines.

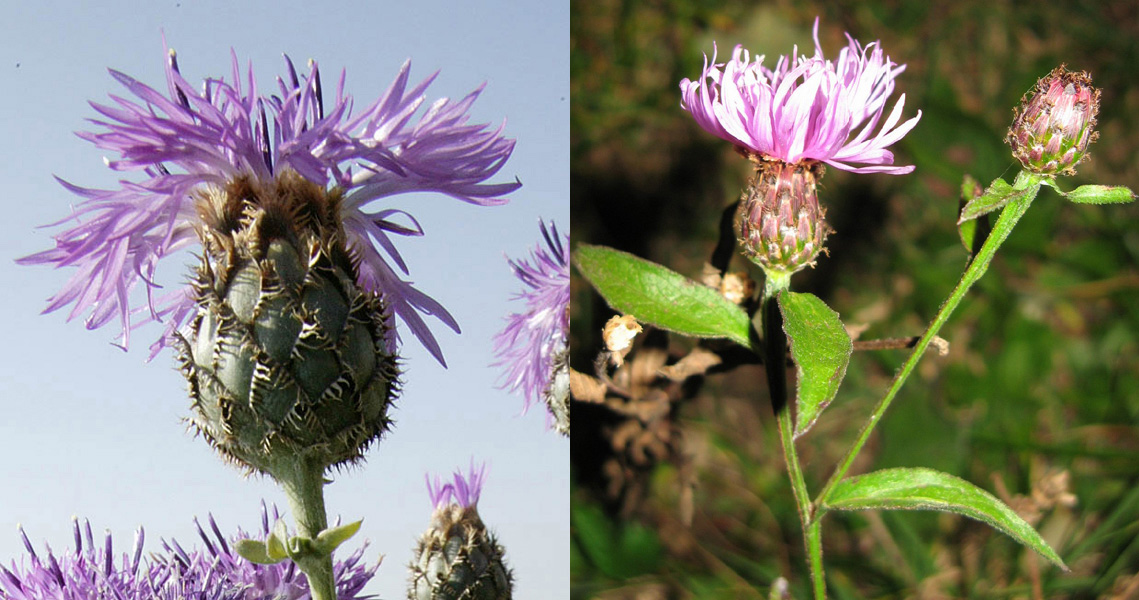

814,171,1043,509
273,456,337,600
760,271,824,597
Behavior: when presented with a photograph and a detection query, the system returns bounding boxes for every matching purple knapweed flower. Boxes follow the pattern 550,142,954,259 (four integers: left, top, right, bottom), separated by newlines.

680,18,921,174
0,504,376,600
0,518,155,600
425,460,487,510
492,220,570,432
19,44,519,365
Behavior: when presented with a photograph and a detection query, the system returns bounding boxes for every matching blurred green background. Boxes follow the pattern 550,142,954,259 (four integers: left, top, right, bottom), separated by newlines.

570,1,1139,598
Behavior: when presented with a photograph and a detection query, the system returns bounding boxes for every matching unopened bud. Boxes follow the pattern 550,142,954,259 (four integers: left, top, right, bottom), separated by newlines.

735,160,828,276
1008,66,1100,176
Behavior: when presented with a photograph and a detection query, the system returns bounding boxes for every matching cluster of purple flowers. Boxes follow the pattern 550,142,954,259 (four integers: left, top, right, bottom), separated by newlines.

20,46,520,365
0,504,376,600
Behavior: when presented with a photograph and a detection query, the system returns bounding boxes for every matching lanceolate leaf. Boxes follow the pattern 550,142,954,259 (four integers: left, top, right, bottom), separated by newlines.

268,520,290,560
314,520,363,556
234,539,287,565
823,468,1067,569
574,244,754,349
1063,184,1137,204
958,177,1037,224
778,291,851,438
957,174,993,255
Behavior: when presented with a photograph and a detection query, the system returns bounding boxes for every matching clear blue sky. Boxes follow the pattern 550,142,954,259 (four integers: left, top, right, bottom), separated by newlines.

0,0,567,597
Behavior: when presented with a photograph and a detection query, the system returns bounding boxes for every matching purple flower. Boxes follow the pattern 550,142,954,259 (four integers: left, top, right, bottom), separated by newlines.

492,220,570,417
19,44,519,365
680,18,921,174
425,460,487,510
0,518,155,600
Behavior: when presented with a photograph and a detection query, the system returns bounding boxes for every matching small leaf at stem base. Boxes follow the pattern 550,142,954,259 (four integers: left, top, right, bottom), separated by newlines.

235,539,288,565
958,177,1036,224
314,520,363,556
779,291,852,438
574,244,755,349
267,519,290,560
823,467,1067,570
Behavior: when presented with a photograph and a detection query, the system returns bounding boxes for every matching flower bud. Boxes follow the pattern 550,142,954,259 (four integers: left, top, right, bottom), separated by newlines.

409,464,512,600
734,160,828,276
1008,66,1100,176
178,171,399,476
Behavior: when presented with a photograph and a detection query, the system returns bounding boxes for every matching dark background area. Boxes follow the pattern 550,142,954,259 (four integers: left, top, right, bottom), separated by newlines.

570,1,1139,598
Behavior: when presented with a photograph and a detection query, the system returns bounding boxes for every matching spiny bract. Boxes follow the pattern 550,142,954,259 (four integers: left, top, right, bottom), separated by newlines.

408,503,512,600
178,171,399,475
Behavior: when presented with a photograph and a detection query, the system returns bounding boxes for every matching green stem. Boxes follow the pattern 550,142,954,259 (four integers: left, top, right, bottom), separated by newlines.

761,272,824,598
815,173,1042,507
805,519,824,599
273,456,337,600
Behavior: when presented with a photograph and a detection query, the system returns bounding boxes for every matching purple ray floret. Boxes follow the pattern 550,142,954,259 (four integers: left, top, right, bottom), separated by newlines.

0,503,375,600
680,18,921,174
19,44,520,365
426,460,488,510
492,220,569,415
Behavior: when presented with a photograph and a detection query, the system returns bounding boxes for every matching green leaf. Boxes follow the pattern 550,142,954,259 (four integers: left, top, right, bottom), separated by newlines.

574,244,754,349
958,177,1036,224
234,539,287,565
823,467,1067,569
267,520,289,560
314,520,362,556
957,174,983,252
289,536,314,557
778,291,852,438
1064,184,1136,204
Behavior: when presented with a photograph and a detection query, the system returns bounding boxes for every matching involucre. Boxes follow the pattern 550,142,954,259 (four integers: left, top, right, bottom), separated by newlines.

178,172,399,475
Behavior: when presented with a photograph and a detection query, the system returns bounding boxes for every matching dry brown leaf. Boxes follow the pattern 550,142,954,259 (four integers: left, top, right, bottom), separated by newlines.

569,367,607,403
659,346,723,381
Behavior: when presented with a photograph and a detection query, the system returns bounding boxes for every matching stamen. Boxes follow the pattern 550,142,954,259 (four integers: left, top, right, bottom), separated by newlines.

310,59,324,120
167,49,190,111
257,99,273,173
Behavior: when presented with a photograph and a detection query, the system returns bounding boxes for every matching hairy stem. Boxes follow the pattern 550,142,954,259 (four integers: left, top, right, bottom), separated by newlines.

273,456,337,600
761,272,824,598
815,172,1041,506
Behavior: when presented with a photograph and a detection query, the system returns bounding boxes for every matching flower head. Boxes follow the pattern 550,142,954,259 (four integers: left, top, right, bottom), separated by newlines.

425,460,487,510
19,44,519,365
680,18,921,173
1007,65,1100,176
492,220,570,426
